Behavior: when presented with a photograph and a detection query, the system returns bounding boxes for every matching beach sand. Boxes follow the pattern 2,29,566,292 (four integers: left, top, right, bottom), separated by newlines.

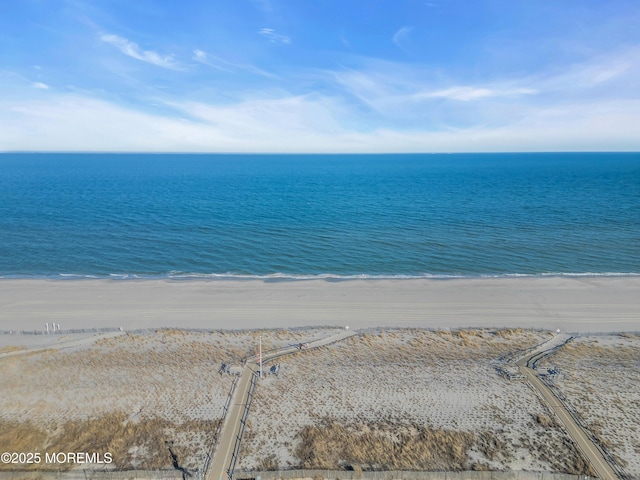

1,277,638,474
238,329,594,473
3,327,637,474
0,327,343,470
538,334,640,475
0,276,639,333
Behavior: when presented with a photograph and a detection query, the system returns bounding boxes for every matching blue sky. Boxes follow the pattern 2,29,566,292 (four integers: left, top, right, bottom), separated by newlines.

1,0,640,152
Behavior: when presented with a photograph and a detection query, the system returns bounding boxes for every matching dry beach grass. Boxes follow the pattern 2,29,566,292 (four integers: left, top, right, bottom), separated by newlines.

1,326,636,476
0,328,336,471
238,329,593,474
0,414,219,470
538,333,640,477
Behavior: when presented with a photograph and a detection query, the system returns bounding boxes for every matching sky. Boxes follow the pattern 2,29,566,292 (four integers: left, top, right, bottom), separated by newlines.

1,0,640,153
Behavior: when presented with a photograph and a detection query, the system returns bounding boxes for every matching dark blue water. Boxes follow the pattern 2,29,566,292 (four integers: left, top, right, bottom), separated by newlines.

0,153,638,279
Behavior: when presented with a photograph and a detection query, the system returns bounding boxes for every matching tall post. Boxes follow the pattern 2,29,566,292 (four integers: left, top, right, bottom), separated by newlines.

259,336,263,378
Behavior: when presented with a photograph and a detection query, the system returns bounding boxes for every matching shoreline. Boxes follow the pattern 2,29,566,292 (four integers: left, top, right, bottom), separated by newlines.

1,272,639,281
1,276,638,333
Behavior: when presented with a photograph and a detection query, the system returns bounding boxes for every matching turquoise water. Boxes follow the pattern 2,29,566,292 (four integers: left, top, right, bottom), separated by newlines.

0,152,638,279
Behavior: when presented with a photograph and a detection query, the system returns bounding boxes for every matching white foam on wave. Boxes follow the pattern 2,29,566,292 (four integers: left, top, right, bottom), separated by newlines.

2,271,638,281
166,271,640,280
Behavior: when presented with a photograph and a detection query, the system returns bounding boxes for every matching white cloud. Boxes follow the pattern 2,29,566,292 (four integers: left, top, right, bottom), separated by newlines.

192,48,277,78
174,95,345,136
251,0,272,12
2,90,640,153
416,86,537,101
2,45,640,153
258,28,291,45
100,34,179,69
32,82,49,90
330,46,640,128
331,65,417,113
537,48,640,92
193,49,207,61
192,49,232,72
392,26,413,50
0,92,348,152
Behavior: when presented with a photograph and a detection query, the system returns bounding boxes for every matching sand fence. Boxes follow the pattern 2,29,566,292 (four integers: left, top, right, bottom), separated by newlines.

0,470,597,480
0,470,182,480
234,470,595,480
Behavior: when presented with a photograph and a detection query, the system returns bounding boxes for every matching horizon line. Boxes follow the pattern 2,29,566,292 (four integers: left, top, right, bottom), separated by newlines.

2,150,640,156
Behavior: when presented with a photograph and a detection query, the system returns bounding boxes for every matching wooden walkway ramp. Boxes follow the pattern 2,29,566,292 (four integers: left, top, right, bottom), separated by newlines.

205,330,356,480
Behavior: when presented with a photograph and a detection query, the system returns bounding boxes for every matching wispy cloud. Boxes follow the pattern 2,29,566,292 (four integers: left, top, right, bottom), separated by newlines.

392,26,413,50
192,49,207,62
192,49,232,72
322,46,640,140
3,37,640,153
100,34,179,69
251,0,272,13
0,92,348,152
258,28,291,45
4,70,640,154
32,82,50,90
332,46,640,117
192,49,277,78
2,87,640,152
535,47,640,92
340,33,351,49
415,86,537,101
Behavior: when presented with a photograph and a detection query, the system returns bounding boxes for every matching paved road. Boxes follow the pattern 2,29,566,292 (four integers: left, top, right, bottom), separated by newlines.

206,330,356,480
516,335,620,480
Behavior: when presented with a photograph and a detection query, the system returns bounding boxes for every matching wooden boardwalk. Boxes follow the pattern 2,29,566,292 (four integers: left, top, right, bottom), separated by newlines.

205,330,356,480
516,335,621,480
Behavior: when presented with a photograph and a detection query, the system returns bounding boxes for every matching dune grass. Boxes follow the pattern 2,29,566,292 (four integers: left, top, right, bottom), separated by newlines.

295,421,474,471
538,334,640,476
0,328,339,472
239,328,593,474
0,413,220,471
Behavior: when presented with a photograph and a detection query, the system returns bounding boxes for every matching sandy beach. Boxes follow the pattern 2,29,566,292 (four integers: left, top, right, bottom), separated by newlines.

1,277,639,475
0,276,639,333
2,326,638,475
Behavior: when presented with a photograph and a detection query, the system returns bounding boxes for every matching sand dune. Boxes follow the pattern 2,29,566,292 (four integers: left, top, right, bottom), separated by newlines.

1,277,638,474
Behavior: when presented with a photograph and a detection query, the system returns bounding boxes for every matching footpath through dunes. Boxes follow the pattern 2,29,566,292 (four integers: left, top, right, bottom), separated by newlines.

1,327,636,477
516,336,622,480
0,327,345,472
206,330,356,480
0,330,125,359
234,328,638,475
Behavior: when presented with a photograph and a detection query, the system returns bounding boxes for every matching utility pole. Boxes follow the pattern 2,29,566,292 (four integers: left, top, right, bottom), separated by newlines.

259,336,263,378
258,335,262,378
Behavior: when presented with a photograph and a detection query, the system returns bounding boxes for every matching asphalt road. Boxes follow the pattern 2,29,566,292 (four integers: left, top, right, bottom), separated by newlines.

516,335,620,480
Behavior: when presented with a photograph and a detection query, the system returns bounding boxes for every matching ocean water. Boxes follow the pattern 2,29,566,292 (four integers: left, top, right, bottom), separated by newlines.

0,152,638,279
